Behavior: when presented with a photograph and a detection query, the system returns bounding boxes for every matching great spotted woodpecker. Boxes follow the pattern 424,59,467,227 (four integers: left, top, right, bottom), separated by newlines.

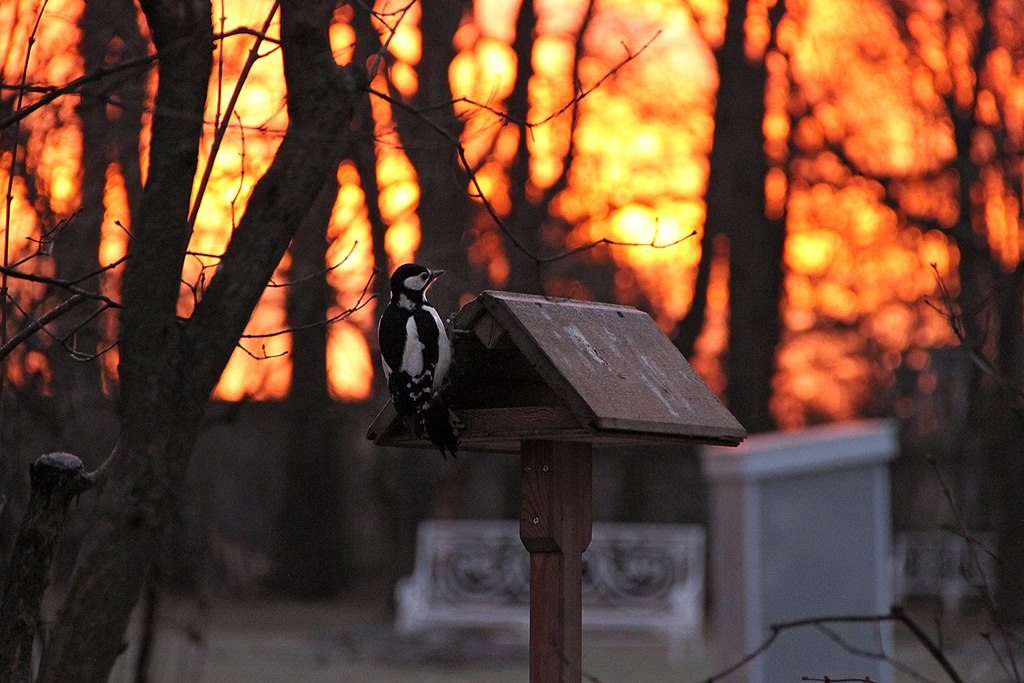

378,263,461,459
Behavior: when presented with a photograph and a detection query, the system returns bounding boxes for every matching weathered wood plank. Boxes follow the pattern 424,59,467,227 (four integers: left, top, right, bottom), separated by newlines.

468,292,745,444
472,310,506,349
367,405,584,446
461,406,581,435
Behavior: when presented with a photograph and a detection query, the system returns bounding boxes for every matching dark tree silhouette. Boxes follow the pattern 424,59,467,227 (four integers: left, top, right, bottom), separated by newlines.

0,0,366,679
677,0,787,435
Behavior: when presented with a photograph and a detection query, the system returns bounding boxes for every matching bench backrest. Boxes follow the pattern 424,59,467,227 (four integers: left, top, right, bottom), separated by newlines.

407,519,704,615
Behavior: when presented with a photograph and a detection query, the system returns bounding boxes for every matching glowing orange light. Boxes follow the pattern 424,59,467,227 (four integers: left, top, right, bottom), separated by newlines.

6,0,1007,426
688,235,729,396
327,321,373,400
329,20,356,64
471,162,511,215
215,280,292,400
376,143,421,270
766,167,787,219
390,62,419,99
0,168,40,263
378,0,421,64
785,231,835,275
100,162,130,266
476,39,516,99
533,35,574,78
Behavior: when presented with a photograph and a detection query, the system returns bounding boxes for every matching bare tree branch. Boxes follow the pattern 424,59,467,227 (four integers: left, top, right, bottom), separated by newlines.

0,52,159,132
924,453,1024,680
236,342,288,361
365,0,417,81
0,23,286,134
241,272,375,340
0,264,122,309
187,0,281,233
698,607,965,683
453,31,661,131
927,263,1024,415
0,293,88,362
267,240,360,288
360,26,664,272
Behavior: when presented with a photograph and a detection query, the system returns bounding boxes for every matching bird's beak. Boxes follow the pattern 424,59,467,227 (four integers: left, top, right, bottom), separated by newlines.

428,269,445,284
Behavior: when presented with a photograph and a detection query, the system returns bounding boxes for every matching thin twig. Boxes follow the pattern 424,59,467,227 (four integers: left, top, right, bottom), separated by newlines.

2,0,51,433
57,305,115,361
267,240,359,288
890,606,966,683
812,621,936,683
0,25,281,133
371,86,690,265
229,109,247,227
240,273,376,339
236,343,288,361
8,214,75,268
185,250,225,261
366,0,417,82
363,28,663,267
187,0,281,233
3,289,110,360
214,26,281,46
698,608,965,683
453,31,662,131
541,229,698,264
927,264,1024,412
925,453,1024,681
70,254,129,286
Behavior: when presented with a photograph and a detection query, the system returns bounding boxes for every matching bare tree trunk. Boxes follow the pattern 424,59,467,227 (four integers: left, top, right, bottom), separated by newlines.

708,0,786,434
502,0,604,299
275,176,346,596
674,230,715,359
503,0,544,295
36,3,214,677
350,0,392,356
389,0,475,315
46,0,149,465
36,0,359,679
992,265,1024,623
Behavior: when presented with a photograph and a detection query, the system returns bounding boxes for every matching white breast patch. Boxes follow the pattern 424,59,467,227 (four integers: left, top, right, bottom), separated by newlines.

401,315,425,377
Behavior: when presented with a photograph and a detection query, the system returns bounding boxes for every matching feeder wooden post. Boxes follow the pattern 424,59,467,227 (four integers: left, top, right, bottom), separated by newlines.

520,440,592,683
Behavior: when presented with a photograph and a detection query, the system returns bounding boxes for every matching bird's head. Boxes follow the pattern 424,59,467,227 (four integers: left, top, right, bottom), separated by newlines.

389,263,444,307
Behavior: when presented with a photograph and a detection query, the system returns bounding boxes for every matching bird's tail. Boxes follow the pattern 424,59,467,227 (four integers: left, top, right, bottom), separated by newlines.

421,399,462,460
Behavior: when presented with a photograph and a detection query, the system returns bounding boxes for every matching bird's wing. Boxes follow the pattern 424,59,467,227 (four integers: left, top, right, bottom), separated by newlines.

377,306,406,381
426,305,451,392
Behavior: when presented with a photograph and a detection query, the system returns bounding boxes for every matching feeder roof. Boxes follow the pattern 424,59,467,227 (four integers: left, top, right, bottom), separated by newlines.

367,291,745,453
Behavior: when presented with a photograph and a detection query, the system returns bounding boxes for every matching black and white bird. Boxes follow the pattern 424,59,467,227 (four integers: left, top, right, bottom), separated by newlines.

378,263,461,459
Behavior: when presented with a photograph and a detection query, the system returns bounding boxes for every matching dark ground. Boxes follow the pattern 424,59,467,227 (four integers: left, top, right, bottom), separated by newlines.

95,596,1018,683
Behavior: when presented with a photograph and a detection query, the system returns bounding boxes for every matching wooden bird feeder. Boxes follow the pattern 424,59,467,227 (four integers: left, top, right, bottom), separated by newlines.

367,291,745,683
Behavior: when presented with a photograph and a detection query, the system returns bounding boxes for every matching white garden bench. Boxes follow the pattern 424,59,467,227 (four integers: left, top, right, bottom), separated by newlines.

893,530,998,615
394,519,705,657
